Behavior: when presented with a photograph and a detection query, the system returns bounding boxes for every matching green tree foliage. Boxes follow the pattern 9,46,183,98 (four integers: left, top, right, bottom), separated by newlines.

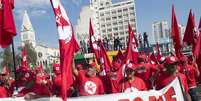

1,46,13,71
24,43,37,66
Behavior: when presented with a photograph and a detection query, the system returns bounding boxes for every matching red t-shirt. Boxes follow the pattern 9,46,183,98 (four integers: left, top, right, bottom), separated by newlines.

77,71,104,96
181,65,198,88
155,73,189,94
177,73,189,94
0,86,8,98
118,77,147,92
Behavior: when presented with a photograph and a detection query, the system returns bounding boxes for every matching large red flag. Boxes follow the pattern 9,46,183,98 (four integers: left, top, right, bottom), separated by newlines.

183,10,196,45
171,5,183,58
126,23,139,64
0,0,16,48
99,42,112,75
115,50,124,61
50,0,79,101
89,19,101,61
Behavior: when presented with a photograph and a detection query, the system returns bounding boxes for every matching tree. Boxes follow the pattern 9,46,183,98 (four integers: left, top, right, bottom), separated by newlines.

1,46,13,71
23,43,37,66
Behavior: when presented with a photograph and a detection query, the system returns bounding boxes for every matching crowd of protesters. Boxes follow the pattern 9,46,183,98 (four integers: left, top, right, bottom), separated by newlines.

0,51,200,101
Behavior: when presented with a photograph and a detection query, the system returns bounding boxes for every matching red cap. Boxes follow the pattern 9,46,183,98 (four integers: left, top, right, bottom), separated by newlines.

164,56,178,65
126,63,137,71
53,64,61,74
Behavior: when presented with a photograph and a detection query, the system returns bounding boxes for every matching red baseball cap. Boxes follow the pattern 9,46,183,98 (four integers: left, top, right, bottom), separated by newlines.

126,63,137,71
164,56,179,65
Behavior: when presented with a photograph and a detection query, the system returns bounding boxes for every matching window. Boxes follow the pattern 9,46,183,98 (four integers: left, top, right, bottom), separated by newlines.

106,17,111,21
123,8,128,11
23,34,28,40
118,15,122,19
112,16,117,20
129,7,134,10
118,9,122,13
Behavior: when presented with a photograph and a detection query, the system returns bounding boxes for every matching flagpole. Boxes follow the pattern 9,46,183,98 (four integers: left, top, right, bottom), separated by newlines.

11,40,17,90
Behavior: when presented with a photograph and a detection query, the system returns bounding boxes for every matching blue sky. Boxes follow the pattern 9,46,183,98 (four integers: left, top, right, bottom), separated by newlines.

12,0,201,49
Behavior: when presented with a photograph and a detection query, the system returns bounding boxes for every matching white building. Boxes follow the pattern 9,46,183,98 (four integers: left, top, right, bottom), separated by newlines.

75,0,137,49
20,10,59,69
152,21,170,52
35,44,59,68
20,11,36,47
178,24,186,40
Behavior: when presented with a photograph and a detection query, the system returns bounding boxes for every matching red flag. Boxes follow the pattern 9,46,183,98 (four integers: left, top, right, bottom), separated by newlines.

183,10,196,45
50,0,79,101
115,50,124,60
89,19,101,61
21,48,28,67
171,5,183,58
0,0,16,48
99,42,112,75
148,53,158,64
126,23,139,64
194,18,201,57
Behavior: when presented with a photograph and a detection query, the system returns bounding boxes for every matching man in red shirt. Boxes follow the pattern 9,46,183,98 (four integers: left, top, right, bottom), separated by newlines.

118,62,147,92
180,55,200,101
73,62,104,96
155,56,191,101
135,56,157,89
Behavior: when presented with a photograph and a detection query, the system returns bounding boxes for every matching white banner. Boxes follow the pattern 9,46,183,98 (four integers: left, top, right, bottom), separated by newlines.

0,77,185,101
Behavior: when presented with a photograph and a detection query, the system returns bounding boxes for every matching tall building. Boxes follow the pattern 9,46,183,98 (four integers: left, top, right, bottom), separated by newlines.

152,21,170,44
75,0,137,49
20,10,36,47
152,21,170,52
178,24,186,40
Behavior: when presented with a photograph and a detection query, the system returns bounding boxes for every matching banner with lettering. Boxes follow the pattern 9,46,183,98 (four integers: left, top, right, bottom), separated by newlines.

0,77,185,101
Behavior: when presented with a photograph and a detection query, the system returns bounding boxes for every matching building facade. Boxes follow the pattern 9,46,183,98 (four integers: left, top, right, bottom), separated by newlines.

152,21,171,53
75,0,137,51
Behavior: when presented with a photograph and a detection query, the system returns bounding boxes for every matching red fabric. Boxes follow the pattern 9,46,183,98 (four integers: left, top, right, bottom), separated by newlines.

52,74,62,96
51,0,80,100
77,71,104,96
171,5,183,58
183,10,196,46
115,50,125,60
177,73,189,94
118,77,147,92
21,48,28,67
126,23,139,64
181,64,198,87
194,18,201,57
89,19,101,60
155,73,175,90
99,42,112,74
0,86,8,98
135,63,157,89
0,0,16,48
